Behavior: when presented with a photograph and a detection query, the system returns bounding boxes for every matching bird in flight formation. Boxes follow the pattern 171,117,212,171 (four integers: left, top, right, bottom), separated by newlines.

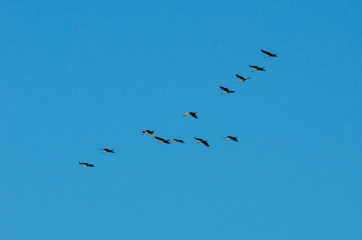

220,86,235,95
172,139,185,143
101,148,115,154
236,74,250,83
79,162,94,168
183,112,198,119
223,136,238,142
261,49,278,58
142,130,156,136
194,137,210,147
155,136,171,144
249,65,265,72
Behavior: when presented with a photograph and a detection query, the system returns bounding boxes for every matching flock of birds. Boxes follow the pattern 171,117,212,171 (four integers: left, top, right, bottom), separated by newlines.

79,49,278,168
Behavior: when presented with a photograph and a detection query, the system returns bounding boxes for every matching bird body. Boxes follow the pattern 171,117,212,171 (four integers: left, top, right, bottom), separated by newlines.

194,137,209,147
79,162,94,167
223,136,238,142
183,112,198,119
261,49,278,58
101,148,115,154
219,86,235,94
249,65,265,72
236,74,250,83
142,130,156,136
155,136,171,144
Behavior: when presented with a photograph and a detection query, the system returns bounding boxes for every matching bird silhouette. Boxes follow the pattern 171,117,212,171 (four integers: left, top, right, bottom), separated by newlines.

236,74,250,83
194,137,209,147
101,148,115,154
261,49,278,58
223,136,238,142
249,65,265,72
155,136,171,144
182,112,198,119
142,130,156,136
79,162,94,167
172,139,185,143
220,86,235,95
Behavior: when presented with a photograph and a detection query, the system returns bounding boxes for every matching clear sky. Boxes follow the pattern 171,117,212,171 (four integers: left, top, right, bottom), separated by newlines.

1,0,361,239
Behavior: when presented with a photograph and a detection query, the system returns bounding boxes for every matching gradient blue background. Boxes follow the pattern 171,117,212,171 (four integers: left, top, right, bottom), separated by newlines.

1,0,361,239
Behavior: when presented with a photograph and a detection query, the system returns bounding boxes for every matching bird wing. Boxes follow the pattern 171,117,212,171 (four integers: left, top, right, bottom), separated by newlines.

194,137,202,141
249,65,258,68
203,141,210,147
261,49,272,55
219,86,229,91
236,74,243,79
79,162,85,165
190,112,198,118
155,136,164,141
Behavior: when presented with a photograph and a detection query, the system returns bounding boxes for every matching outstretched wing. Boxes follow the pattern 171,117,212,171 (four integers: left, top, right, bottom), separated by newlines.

203,141,210,147
190,112,198,119
79,162,85,165
219,86,229,91
155,136,164,141
249,65,258,68
236,74,244,79
194,137,202,141
261,49,272,55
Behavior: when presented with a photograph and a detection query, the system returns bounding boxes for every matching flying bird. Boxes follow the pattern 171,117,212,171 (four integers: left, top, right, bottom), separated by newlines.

182,112,198,119
223,136,238,142
194,137,209,147
79,162,94,167
220,86,235,95
172,139,185,144
142,130,155,136
101,148,115,154
236,74,250,83
249,65,265,72
261,49,278,58
155,136,171,144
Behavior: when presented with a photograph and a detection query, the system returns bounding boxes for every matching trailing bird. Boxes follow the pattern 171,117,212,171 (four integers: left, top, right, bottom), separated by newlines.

142,130,155,136
236,74,250,83
155,136,171,144
101,148,115,154
220,86,235,95
182,112,198,119
172,139,185,144
223,136,238,142
249,65,265,72
194,137,209,147
261,49,278,58
79,162,94,167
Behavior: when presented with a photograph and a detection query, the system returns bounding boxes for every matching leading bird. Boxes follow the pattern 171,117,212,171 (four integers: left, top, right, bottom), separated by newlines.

79,162,94,167
182,112,198,119
220,86,235,95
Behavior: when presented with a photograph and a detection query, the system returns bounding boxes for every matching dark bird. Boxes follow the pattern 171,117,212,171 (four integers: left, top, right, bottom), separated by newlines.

155,136,171,144
223,136,238,142
261,49,278,58
182,112,198,119
172,139,185,144
194,137,209,147
249,65,265,72
220,86,235,95
79,162,94,167
142,130,155,136
236,74,250,83
101,148,115,154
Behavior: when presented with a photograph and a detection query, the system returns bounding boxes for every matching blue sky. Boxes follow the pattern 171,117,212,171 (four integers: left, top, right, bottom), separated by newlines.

0,0,361,239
